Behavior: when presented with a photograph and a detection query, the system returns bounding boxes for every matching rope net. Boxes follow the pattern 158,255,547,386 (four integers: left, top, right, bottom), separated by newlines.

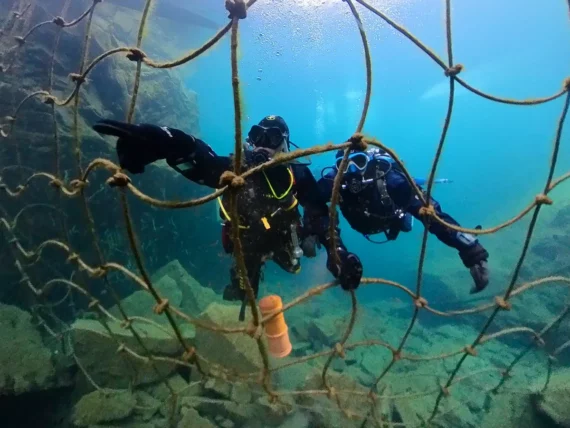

0,0,569,426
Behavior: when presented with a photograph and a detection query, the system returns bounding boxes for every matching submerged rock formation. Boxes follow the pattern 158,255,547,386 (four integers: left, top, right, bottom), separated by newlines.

0,303,71,395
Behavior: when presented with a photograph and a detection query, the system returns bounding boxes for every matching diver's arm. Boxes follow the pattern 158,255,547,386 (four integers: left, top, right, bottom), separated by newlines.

388,171,488,254
165,133,231,189
92,119,230,188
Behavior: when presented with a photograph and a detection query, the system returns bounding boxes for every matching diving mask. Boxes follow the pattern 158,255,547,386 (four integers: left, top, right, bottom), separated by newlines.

248,125,288,150
335,152,369,174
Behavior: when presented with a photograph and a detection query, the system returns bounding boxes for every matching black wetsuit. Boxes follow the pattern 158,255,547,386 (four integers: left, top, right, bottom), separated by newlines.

166,134,342,300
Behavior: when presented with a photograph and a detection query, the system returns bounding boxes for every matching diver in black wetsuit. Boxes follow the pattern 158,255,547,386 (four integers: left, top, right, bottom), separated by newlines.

93,115,363,319
316,147,490,294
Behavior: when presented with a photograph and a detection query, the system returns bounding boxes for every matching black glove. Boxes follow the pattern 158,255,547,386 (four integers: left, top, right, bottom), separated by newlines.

92,119,193,174
327,248,363,291
459,243,490,294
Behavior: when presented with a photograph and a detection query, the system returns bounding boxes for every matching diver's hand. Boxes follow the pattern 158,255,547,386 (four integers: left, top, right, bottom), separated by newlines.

93,119,182,174
469,261,489,294
327,248,363,291
459,242,490,294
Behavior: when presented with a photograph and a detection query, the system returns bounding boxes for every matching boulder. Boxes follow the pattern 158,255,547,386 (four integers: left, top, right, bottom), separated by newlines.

195,302,264,375
0,303,67,395
534,368,570,427
109,275,183,324
151,260,221,316
307,315,343,348
71,318,195,388
72,389,137,427
177,408,216,428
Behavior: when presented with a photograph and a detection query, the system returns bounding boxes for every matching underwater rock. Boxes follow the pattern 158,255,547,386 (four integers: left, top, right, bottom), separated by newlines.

480,392,548,428
534,368,570,427
550,204,570,229
230,381,253,404
133,390,162,422
72,389,137,427
195,302,264,375
146,373,202,403
152,260,221,316
307,315,342,347
0,303,65,395
531,241,560,260
177,408,216,428
109,275,183,324
204,377,232,399
71,318,195,388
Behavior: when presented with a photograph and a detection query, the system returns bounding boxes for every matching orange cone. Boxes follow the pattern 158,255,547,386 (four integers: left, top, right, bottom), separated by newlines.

259,295,292,358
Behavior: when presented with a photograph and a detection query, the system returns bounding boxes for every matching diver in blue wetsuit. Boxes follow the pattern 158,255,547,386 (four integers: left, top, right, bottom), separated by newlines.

314,147,490,294
92,115,363,320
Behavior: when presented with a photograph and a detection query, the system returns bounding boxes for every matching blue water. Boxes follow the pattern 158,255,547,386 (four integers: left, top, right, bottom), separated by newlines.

181,0,570,304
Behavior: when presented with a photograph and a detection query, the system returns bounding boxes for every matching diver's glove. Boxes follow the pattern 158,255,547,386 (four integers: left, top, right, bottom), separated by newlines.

459,242,490,294
92,119,195,174
327,248,363,291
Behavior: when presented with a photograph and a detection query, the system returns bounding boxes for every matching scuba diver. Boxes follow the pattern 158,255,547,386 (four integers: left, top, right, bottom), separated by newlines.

92,115,363,320
315,146,490,294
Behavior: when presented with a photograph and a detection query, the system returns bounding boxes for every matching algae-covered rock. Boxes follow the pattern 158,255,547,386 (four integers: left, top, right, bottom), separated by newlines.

195,302,263,375
71,318,195,388
0,303,62,395
152,260,221,316
480,392,548,428
177,408,216,428
307,315,342,347
72,389,137,427
109,275,183,324
535,368,570,427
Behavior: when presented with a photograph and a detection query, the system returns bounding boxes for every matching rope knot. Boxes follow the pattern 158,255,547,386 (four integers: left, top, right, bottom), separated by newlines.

126,48,146,62
535,194,552,205
334,343,346,359
69,73,85,84
120,318,132,329
70,179,88,191
564,77,570,91
327,387,337,400
464,345,478,357
43,95,56,105
153,298,169,315
246,322,263,340
418,205,436,218
225,0,247,19
106,172,131,188
414,296,428,308
66,253,79,263
52,16,65,27
182,347,196,362
349,133,368,151
14,36,25,45
49,179,62,189
89,266,108,278
219,170,245,188
440,384,451,397
392,349,402,361
444,64,463,77
494,296,511,311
